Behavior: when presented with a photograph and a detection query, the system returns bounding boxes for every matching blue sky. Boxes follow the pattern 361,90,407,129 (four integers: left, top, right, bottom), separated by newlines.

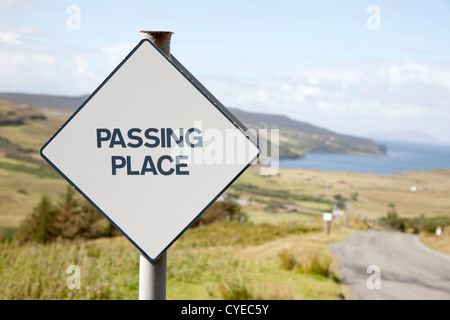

1,0,450,142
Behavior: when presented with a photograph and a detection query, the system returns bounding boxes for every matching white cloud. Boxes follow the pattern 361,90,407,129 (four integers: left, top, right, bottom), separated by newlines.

378,61,450,89
101,42,134,70
0,0,30,8
292,85,320,103
201,59,450,141
0,31,21,44
386,103,425,119
0,50,58,93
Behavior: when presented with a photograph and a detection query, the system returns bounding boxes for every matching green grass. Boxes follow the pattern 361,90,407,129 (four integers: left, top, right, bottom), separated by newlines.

0,164,67,227
0,117,62,153
174,220,316,249
0,157,59,179
0,217,352,300
298,201,333,212
246,208,320,225
0,238,139,299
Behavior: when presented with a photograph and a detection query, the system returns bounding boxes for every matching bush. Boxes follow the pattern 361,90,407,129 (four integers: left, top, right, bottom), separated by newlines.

333,194,347,210
299,252,334,278
278,248,337,280
219,277,255,300
16,196,56,244
378,204,450,234
381,210,406,232
16,186,119,244
191,198,247,228
0,227,17,243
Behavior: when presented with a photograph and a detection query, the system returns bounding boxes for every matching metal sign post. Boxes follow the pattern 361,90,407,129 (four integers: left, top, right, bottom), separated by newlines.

139,250,167,300
323,212,332,235
138,31,173,300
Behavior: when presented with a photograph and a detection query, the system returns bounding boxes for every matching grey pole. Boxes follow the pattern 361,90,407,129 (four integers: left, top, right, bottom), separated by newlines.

139,253,167,300
138,30,173,300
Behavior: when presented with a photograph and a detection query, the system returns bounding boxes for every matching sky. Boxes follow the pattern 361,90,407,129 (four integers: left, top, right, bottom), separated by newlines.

1,0,450,142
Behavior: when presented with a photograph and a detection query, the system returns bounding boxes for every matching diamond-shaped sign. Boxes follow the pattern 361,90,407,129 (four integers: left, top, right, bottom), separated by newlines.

41,39,259,261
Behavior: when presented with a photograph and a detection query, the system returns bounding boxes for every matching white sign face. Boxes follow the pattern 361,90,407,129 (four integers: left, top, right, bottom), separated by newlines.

332,209,345,216
41,39,259,261
323,212,333,222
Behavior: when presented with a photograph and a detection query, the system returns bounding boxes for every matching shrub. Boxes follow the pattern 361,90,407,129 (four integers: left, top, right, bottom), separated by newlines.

299,252,334,278
0,227,18,243
16,186,119,244
191,198,247,228
333,194,347,209
219,277,255,300
16,196,57,244
278,248,298,271
278,248,337,280
379,203,406,232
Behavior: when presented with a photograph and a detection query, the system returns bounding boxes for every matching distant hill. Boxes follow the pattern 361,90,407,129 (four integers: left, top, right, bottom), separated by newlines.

228,108,386,158
0,92,386,158
0,92,88,117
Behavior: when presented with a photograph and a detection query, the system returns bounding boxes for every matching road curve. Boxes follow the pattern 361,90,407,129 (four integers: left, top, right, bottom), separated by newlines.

331,230,450,300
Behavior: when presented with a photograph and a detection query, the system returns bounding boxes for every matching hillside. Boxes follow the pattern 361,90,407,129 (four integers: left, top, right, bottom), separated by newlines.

0,92,87,117
0,99,61,166
0,92,386,158
229,108,385,157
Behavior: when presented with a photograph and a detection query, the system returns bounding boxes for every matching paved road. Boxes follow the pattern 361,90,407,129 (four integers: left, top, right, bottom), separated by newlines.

331,230,450,300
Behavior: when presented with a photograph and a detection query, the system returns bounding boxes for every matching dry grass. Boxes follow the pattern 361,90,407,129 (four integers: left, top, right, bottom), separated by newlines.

420,229,450,255
254,167,450,220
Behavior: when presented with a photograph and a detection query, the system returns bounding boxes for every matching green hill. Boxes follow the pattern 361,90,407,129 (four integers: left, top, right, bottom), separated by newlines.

0,92,386,158
229,108,385,158
0,99,67,226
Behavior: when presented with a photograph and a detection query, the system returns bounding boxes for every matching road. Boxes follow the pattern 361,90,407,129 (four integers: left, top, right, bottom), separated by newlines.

331,230,450,300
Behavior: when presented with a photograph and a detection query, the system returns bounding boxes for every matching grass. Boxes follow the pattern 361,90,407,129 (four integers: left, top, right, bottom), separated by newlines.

266,167,450,220
2,165,450,299
0,164,67,227
246,208,318,225
420,229,450,255
0,216,357,300
0,237,139,299
0,157,60,179
173,220,317,249
0,113,62,153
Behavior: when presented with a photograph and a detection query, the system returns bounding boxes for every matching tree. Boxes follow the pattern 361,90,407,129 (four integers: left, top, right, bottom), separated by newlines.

333,194,347,209
16,196,56,244
16,185,119,243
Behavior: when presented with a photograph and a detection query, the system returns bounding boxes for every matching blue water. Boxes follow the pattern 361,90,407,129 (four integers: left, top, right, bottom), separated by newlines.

279,140,450,174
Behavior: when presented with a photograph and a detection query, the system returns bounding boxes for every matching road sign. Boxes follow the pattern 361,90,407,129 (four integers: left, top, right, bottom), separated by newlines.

41,39,259,261
332,209,345,216
323,212,333,221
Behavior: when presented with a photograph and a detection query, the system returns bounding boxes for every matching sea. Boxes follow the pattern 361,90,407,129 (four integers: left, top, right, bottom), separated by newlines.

278,140,450,175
